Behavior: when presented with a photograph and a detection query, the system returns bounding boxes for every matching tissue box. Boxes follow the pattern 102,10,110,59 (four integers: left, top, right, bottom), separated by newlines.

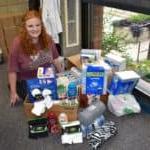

108,71,140,95
24,98,78,121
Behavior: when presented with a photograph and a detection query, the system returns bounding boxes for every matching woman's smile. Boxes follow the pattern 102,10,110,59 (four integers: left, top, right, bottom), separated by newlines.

25,17,42,41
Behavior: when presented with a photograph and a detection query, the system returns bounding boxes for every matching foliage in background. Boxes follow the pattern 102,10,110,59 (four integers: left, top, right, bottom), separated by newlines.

128,14,150,23
101,32,126,56
135,60,150,76
127,60,150,79
102,9,150,82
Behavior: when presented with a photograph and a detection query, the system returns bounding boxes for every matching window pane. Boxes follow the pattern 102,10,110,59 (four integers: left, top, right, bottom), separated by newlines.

68,23,77,44
67,0,76,21
66,0,79,47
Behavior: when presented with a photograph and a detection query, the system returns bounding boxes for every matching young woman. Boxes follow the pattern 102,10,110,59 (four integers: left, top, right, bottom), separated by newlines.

8,10,61,106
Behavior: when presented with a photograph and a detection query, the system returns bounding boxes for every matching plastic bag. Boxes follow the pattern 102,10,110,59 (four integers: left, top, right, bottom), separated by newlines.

108,94,141,116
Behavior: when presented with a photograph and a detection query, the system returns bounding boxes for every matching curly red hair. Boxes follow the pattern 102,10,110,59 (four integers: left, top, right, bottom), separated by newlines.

19,10,53,55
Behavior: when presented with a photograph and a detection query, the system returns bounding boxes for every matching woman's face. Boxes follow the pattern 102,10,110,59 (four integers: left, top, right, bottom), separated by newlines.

25,17,42,41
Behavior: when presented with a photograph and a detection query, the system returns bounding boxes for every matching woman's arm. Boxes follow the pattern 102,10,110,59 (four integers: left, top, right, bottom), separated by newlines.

8,37,21,106
50,42,64,73
53,57,64,73
8,72,20,106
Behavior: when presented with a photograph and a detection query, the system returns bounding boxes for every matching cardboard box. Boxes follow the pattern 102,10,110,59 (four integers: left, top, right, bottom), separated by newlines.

24,98,78,121
82,61,111,95
104,53,126,72
66,54,81,69
108,70,140,95
81,49,101,66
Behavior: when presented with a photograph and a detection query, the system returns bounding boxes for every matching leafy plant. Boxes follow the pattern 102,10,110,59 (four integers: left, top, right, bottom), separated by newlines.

136,60,150,76
102,32,126,56
128,14,150,24
127,60,150,78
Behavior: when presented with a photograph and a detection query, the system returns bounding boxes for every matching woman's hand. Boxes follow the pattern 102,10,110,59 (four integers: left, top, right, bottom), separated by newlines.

10,92,20,107
8,72,20,106
53,56,64,73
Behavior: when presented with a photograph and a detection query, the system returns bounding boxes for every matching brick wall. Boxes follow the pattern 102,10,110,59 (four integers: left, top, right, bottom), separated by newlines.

91,5,103,49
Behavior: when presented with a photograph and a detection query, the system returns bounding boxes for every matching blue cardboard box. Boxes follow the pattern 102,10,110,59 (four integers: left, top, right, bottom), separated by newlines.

27,78,58,103
104,53,126,71
82,65,106,95
108,71,140,95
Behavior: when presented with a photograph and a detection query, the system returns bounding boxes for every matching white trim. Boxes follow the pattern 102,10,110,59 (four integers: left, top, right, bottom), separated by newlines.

135,79,150,97
65,0,79,47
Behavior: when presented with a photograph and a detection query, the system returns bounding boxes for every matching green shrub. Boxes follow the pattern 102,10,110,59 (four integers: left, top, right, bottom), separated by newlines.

136,60,150,76
128,14,150,23
127,60,150,76
102,32,126,56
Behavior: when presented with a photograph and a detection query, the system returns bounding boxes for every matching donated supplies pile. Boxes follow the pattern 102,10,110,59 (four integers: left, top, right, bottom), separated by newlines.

23,49,141,149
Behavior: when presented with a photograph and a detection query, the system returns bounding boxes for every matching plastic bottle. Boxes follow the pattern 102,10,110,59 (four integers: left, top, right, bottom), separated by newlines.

78,86,89,108
67,81,77,100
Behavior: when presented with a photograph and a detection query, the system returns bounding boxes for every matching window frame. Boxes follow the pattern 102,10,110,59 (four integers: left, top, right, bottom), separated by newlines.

64,0,80,47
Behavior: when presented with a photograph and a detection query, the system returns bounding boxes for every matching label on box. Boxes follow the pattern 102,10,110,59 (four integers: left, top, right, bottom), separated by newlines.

27,78,58,102
37,67,55,79
108,76,139,95
83,65,105,95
